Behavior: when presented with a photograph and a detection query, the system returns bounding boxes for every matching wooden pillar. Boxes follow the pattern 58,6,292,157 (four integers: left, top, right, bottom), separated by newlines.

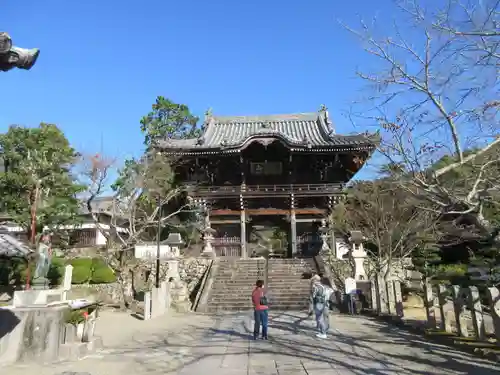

288,153,293,184
290,193,297,256
240,154,246,185
240,194,247,258
328,196,335,253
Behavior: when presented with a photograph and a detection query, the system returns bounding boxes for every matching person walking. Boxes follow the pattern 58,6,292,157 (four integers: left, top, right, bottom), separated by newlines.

251,279,269,340
320,277,334,335
312,276,334,339
308,274,321,320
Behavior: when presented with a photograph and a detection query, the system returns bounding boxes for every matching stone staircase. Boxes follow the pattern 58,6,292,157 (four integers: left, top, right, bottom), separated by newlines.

267,258,315,311
203,258,318,312
205,258,266,313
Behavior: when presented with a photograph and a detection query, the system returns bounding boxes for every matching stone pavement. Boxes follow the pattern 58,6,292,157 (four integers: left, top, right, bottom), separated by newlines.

5,310,500,375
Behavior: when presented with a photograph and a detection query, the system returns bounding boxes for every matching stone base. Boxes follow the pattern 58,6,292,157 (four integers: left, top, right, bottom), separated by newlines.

172,300,191,313
201,251,216,259
31,277,49,290
58,336,103,361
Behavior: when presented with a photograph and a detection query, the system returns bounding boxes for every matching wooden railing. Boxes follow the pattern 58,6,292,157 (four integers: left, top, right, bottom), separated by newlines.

212,236,241,257
184,183,344,196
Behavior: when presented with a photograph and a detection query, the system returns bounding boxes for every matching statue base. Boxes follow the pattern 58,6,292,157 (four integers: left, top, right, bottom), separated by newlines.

31,277,49,290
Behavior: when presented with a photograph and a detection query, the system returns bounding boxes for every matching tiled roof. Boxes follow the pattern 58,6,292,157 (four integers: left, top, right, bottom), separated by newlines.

0,234,33,258
157,109,379,153
78,196,117,216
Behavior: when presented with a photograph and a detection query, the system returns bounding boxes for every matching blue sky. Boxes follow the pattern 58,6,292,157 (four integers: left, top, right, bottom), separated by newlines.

0,0,395,169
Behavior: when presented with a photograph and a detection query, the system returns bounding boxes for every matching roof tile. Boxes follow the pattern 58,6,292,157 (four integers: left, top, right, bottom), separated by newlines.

158,111,379,152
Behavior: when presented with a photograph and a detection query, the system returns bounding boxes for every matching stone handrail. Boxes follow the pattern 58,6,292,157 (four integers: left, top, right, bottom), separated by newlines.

192,259,216,312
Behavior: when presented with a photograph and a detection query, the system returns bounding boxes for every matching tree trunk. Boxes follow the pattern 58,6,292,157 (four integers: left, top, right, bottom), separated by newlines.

117,274,130,311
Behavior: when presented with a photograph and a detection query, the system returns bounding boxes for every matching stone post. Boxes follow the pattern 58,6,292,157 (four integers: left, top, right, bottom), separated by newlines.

468,286,486,340
370,279,378,312
452,285,469,337
385,280,395,315
437,284,449,332
487,286,500,341
144,291,152,320
376,274,389,314
393,280,404,318
423,280,437,329
62,265,73,301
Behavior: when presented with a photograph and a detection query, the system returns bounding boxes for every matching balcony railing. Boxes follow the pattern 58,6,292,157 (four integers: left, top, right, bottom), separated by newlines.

184,183,344,197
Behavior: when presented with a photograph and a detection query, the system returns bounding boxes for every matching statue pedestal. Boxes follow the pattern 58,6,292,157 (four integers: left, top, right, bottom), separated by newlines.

31,277,49,290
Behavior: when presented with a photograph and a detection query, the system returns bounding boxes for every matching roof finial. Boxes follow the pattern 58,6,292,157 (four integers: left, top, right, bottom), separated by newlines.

204,107,213,120
319,104,328,112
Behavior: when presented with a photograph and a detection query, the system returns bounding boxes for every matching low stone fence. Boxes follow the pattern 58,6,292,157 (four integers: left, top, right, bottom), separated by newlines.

366,276,500,345
69,257,211,306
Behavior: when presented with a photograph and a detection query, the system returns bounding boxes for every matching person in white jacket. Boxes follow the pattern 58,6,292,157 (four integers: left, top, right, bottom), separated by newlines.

311,277,334,339
308,274,321,318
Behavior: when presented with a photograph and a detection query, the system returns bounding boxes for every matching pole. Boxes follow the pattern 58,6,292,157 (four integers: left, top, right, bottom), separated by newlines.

155,195,161,289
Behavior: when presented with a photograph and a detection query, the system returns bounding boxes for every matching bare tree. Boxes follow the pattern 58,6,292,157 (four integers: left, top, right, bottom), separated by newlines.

80,152,198,309
330,180,440,281
345,0,500,242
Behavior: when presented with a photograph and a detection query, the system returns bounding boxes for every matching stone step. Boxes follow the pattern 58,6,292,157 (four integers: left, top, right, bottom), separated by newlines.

210,296,309,303
206,304,308,312
212,281,264,285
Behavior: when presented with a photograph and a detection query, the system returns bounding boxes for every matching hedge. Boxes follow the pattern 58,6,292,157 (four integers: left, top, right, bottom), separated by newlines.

0,256,116,286
68,257,116,284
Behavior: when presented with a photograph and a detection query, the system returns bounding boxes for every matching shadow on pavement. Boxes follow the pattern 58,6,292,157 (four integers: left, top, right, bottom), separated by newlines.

102,311,500,375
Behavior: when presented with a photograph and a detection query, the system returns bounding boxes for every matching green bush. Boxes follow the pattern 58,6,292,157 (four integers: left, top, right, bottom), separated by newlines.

47,257,65,286
69,258,93,284
90,265,116,283
68,257,115,284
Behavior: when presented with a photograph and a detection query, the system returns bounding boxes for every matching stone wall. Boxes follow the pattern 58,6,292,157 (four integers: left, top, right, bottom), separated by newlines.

0,305,68,365
69,257,211,306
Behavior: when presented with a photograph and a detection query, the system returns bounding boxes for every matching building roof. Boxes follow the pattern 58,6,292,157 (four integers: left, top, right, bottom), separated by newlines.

0,234,33,258
78,196,120,216
157,108,380,154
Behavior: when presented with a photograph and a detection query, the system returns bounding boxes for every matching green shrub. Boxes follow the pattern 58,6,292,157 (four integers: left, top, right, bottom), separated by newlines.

0,258,29,286
67,257,115,284
47,257,65,286
69,258,93,284
90,265,116,283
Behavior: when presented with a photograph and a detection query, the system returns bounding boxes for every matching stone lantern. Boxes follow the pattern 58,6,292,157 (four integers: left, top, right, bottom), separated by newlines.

164,232,183,259
349,230,367,280
201,226,217,258
319,219,330,255
164,232,183,281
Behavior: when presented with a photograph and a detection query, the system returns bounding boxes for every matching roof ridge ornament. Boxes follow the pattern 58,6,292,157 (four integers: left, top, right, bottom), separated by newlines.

302,135,312,149
319,104,335,134
260,121,271,129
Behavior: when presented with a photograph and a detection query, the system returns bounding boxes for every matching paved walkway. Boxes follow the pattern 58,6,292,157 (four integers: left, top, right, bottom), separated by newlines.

6,311,500,375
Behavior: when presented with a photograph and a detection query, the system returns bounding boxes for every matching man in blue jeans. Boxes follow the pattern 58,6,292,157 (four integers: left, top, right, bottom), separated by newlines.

251,279,269,340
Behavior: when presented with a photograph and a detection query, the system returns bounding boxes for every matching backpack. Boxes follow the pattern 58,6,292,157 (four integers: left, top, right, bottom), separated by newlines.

259,290,268,306
313,285,326,305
